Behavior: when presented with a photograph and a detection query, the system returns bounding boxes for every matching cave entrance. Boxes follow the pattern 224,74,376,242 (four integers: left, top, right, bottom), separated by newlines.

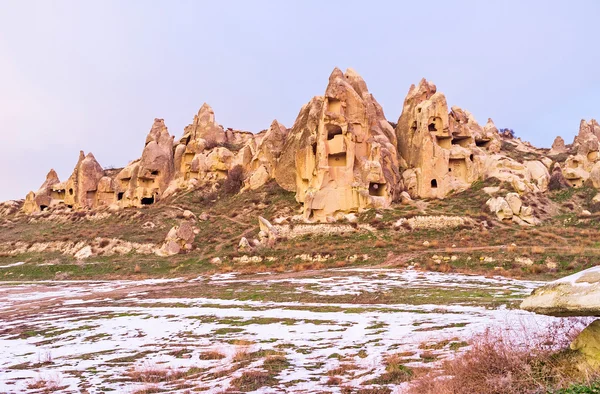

428,117,443,133
369,182,386,197
117,192,124,201
451,136,472,147
431,179,438,189
326,124,343,140
328,152,347,167
448,158,468,180
435,136,452,149
39,205,48,211
475,139,491,148
141,196,155,205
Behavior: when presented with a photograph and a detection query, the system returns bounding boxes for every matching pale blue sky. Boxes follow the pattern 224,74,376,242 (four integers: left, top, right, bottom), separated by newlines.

1,1,599,201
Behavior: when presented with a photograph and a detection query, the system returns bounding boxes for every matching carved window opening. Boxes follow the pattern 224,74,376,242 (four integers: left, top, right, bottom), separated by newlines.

475,139,491,148
431,179,438,188
69,188,74,195
328,152,347,167
117,192,124,201
369,182,386,197
435,136,452,149
327,99,341,114
141,196,155,205
151,170,159,176
451,136,472,147
326,124,343,141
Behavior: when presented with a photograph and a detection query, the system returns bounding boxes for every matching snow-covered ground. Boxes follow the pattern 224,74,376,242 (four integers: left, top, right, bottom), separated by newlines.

0,269,558,393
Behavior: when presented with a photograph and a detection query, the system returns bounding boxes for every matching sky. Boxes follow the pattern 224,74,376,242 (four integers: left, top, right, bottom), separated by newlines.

1,1,599,201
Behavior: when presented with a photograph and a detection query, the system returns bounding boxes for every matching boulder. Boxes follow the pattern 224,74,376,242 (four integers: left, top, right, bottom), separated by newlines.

505,193,522,215
486,197,513,220
155,221,196,256
570,320,600,367
521,265,600,316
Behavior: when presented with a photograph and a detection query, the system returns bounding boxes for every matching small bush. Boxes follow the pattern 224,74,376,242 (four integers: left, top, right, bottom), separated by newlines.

223,165,244,195
409,318,596,394
230,370,276,392
199,350,225,360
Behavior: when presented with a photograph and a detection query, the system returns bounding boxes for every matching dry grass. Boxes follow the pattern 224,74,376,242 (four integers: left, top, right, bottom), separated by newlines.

232,346,252,363
27,375,65,392
127,363,192,384
198,350,225,360
365,353,413,385
531,245,546,254
229,370,276,392
409,318,596,394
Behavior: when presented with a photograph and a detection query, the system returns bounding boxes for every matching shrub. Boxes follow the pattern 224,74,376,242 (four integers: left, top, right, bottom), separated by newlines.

409,318,596,394
230,370,276,392
223,165,244,195
499,128,516,139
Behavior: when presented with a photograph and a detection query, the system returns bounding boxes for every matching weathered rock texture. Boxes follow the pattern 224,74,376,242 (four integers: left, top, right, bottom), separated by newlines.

396,79,498,198
522,266,600,367
16,68,600,224
116,118,175,207
286,68,401,221
521,265,600,316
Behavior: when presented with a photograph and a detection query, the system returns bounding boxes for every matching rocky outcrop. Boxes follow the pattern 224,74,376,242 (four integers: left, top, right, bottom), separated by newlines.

243,120,288,191
396,79,497,199
155,221,197,256
522,266,600,367
557,119,600,188
486,193,539,225
550,136,567,154
522,266,600,316
117,119,175,207
16,68,600,224
284,68,401,221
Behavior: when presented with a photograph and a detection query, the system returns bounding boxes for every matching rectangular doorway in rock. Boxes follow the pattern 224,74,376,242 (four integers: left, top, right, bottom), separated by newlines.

369,182,386,197
431,179,438,188
328,152,347,167
98,192,115,206
451,136,472,147
435,136,452,149
327,99,341,114
117,192,124,201
86,191,97,205
448,158,468,181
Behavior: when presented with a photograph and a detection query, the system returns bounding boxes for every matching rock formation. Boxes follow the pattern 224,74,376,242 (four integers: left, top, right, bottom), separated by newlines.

522,266,600,366
284,68,401,221
486,193,539,226
396,79,499,198
550,136,567,154
16,67,600,225
155,221,197,256
116,118,175,207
